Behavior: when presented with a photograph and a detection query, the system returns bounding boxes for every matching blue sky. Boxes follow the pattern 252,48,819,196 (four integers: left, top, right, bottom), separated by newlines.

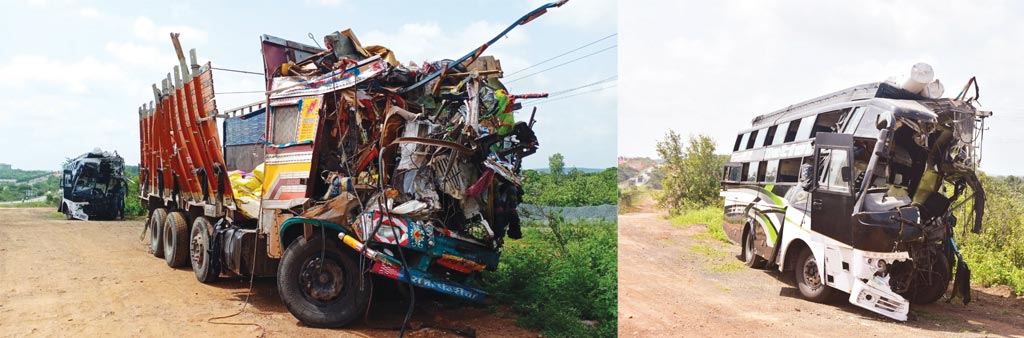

0,0,616,171
620,0,1024,175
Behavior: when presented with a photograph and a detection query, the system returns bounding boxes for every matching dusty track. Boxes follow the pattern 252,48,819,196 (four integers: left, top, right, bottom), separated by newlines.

0,208,533,338
618,203,1024,338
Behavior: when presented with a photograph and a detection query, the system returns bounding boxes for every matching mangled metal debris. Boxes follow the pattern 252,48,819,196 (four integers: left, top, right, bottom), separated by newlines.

721,63,991,321
59,148,127,220
136,1,567,328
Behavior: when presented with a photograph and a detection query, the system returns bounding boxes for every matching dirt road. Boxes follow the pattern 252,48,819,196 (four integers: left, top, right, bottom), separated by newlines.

618,204,1024,337
0,208,533,338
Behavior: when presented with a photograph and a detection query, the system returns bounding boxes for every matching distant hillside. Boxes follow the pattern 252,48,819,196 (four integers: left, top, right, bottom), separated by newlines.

617,157,661,186
617,157,659,172
0,167,54,183
529,167,607,174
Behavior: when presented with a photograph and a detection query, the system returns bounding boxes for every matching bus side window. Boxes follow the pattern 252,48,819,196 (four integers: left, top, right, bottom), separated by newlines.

745,130,759,149
756,161,767,182
796,115,816,141
784,120,800,143
812,109,849,137
776,158,801,182
763,125,778,147
764,160,778,183
842,107,866,134
773,122,788,145
737,133,750,152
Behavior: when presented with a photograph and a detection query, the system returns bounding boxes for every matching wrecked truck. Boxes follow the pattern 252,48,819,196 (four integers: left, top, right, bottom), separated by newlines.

59,149,127,220
136,1,564,328
720,64,990,321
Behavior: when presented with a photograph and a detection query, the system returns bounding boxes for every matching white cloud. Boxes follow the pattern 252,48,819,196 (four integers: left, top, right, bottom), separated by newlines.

133,16,208,44
0,55,126,94
360,20,530,69
619,0,1024,175
104,41,179,69
79,7,99,18
526,0,616,30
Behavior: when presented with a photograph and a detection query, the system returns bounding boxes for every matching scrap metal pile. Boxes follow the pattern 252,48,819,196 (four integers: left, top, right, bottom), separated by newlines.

261,21,549,265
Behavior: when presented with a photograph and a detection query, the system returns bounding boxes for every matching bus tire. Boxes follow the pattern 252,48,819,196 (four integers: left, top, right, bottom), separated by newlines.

163,211,189,268
904,254,950,305
190,216,220,283
149,208,167,258
62,203,73,220
277,234,369,328
795,248,833,302
743,225,767,269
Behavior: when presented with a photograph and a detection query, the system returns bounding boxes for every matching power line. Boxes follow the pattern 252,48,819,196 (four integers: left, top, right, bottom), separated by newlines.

525,84,617,106
505,33,617,77
504,44,617,83
548,75,617,96
216,90,266,95
212,67,264,76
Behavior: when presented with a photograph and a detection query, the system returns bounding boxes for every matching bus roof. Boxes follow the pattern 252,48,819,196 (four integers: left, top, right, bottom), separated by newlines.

750,82,929,128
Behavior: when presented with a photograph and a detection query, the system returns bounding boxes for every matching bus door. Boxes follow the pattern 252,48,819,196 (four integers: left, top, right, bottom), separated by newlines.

810,133,855,245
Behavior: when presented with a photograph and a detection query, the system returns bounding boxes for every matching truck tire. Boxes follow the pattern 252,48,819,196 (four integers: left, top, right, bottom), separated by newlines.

163,211,190,268
149,208,167,258
277,234,369,328
190,216,220,283
795,248,833,303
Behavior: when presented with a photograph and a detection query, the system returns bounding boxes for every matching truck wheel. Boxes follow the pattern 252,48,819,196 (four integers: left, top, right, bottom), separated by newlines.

795,248,833,302
163,211,190,268
149,208,167,258
743,225,767,269
190,216,220,283
277,234,369,328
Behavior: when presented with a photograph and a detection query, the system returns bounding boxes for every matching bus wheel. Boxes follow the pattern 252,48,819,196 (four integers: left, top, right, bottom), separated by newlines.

903,254,950,304
795,249,833,302
277,235,369,328
163,211,190,268
149,208,167,258
190,216,220,283
743,226,766,269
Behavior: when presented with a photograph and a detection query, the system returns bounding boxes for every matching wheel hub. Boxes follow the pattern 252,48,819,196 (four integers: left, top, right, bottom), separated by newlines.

299,257,345,302
803,256,822,290
190,232,204,266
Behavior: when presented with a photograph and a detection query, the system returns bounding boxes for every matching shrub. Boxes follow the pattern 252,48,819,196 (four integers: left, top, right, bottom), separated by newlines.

483,215,617,338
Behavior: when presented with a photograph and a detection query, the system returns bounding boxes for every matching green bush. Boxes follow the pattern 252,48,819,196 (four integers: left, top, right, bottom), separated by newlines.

483,216,617,338
953,174,1024,294
522,168,617,207
655,132,726,215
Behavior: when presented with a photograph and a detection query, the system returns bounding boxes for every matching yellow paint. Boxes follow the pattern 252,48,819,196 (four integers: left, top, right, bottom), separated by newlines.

297,97,322,143
262,161,311,200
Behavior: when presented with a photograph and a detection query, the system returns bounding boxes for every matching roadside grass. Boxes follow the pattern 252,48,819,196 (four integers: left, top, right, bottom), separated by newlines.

668,206,729,243
0,201,52,208
483,217,617,338
687,243,744,273
617,185,649,214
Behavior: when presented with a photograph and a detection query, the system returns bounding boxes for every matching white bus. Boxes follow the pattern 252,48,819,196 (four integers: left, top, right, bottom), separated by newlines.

720,80,989,321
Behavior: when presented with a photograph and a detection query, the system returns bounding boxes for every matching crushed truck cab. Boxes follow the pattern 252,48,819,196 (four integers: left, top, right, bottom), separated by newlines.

135,1,566,328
